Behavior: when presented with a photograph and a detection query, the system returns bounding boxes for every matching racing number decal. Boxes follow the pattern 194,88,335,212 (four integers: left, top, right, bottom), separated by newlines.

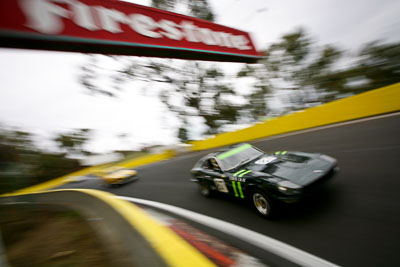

213,178,229,193
213,169,251,197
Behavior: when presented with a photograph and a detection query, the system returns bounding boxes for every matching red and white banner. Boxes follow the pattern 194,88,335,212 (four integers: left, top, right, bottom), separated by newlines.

0,0,263,62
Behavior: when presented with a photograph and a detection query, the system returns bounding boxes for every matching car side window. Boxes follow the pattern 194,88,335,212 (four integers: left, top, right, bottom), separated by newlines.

202,159,212,169
202,158,222,172
209,159,221,172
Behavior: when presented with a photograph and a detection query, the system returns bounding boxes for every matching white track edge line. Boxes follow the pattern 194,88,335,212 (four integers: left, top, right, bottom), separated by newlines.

116,196,340,267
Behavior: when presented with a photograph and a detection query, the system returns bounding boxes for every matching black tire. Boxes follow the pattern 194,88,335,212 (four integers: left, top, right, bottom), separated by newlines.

199,183,213,198
251,190,274,218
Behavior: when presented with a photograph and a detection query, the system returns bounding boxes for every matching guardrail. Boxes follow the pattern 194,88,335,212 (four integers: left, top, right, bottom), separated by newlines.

117,149,175,169
189,83,400,150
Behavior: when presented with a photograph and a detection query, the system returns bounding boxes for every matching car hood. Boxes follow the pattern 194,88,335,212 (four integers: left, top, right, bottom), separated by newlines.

246,152,336,186
104,169,136,179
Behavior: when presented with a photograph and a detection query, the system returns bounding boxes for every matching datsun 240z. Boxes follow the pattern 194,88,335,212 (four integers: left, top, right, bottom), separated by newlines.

190,143,338,218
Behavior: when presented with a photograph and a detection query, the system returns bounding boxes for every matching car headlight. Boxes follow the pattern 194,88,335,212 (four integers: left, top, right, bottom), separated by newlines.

277,180,301,194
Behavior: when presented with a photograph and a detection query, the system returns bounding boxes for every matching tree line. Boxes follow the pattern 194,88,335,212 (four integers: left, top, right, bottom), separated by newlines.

0,127,91,193
79,0,400,141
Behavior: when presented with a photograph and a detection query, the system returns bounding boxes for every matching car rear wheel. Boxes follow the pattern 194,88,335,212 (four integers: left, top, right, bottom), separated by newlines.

199,183,213,198
252,190,273,218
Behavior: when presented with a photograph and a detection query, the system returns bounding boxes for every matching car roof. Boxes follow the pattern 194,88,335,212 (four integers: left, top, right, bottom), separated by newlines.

201,143,254,164
215,143,252,159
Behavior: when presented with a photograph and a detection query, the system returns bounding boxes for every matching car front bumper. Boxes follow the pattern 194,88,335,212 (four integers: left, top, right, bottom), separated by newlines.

273,166,339,203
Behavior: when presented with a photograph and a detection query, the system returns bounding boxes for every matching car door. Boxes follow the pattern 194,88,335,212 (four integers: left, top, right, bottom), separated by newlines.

200,159,230,193
225,169,251,199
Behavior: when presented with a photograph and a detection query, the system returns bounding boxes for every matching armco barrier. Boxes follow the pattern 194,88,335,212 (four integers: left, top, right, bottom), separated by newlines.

190,83,400,151
0,189,215,267
117,149,175,169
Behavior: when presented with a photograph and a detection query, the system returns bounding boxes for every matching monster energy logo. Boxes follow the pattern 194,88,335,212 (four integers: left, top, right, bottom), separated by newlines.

233,169,252,178
231,180,244,198
230,169,252,198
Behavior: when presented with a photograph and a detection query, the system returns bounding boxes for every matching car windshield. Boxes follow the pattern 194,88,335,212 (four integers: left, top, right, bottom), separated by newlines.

216,144,263,171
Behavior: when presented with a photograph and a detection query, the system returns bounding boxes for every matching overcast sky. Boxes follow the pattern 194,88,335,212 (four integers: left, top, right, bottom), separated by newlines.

0,0,399,153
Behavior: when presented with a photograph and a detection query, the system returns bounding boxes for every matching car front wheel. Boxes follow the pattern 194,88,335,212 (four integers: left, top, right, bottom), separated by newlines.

252,190,273,218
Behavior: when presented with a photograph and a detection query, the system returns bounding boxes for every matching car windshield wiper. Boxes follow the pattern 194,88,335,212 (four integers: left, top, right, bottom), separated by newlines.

236,155,264,168
225,157,256,171
235,159,250,168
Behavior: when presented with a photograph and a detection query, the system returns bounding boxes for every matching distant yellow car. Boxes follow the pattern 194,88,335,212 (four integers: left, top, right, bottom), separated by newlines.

96,167,138,186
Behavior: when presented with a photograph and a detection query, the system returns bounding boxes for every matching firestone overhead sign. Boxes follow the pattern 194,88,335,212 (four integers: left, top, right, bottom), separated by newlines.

0,0,264,63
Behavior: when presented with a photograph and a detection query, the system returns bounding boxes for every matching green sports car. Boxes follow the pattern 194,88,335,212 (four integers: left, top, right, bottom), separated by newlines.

190,143,338,218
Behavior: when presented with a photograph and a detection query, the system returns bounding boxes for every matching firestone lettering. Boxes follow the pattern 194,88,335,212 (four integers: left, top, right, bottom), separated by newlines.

19,0,252,51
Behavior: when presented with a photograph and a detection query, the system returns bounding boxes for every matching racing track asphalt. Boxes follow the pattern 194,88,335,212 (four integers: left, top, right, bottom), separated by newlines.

61,113,400,267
